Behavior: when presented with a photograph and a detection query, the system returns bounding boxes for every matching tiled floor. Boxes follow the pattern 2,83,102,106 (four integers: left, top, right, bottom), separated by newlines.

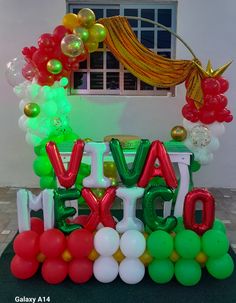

0,187,236,256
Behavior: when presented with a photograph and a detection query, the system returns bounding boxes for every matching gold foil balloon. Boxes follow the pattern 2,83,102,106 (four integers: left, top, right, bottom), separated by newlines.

73,27,89,42
62,13,79,31
84,137,93,143
89,23,107,42
24,103,40,118
84,41,99,53
61,34,84,57
77,8,96,28
47,59,63,75
171,125,187,142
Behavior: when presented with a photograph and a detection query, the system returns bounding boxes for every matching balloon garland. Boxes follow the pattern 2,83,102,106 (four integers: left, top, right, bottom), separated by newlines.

6,8,107,191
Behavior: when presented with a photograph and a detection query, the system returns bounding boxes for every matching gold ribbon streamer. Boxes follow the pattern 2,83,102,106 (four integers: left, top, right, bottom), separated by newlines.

99,16,204,108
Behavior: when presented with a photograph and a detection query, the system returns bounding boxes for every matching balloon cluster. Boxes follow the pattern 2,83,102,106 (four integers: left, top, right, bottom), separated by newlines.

11,224,94,284
19,8,106,87
182,77,233,124
11,217,234,285
147,223,234,286
183,119,225,164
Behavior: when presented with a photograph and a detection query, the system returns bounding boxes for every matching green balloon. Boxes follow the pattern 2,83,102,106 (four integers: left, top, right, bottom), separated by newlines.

202,230,229,258
147,230,174,259
34,141,48,156
173,217,185,233
175,259,202,286
190,160,201,172
143,186,177,232
109,138,150,187
212,219,226,234
148,259,174,284
40,176,56,189
175,230,201,259
206,254,234,280
54,188,82,234
33,156,52,176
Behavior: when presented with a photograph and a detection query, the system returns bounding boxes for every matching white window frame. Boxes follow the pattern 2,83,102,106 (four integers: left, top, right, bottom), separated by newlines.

66,1,177,96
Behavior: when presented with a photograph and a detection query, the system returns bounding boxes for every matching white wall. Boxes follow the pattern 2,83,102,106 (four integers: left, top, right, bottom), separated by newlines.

0,0,235,187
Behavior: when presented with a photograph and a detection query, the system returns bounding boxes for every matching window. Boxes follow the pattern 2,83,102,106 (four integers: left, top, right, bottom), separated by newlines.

66,1,177,96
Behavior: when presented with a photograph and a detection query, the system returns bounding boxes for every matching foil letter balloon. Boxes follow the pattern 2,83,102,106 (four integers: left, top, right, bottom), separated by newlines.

142,186,177,232
46,140,84,188
183,188,215,235
83,142,111,188
109,139,150,187
54,188,82,234
138,141,178,189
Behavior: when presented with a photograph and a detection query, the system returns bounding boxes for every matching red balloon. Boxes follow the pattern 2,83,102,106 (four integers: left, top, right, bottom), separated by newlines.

70,215,89,226
67,229,94,258
31,217,44,235
137,140,178,188
39,228,66,258
216,108,231,122
41,258,68,284
183,188,215,235
11,255,39,280
217,77,229,94
199,109,216,124
32,49,51,70
81,187,117,231
22,46,37,60
225,114,233,123
186,96,195,106
69,258,93,284
216,95,228,110
53,25,71,42
13,231,39,259
37,71,55,86
46,140,84,188
204,94,221,110
38,33,56,53
201,78,221,95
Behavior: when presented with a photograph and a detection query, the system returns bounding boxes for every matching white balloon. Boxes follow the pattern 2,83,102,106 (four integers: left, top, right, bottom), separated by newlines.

94,227,120,256
96,216,118,230
209,122,225,137
93,256,119,283
120,230,146,258
207,136,220,152
19,99,28,112
26,83,40,100
18,115,28,131
119,258,145,284
25,132,42,146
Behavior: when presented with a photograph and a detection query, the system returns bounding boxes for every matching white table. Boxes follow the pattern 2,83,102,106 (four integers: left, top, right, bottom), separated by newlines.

60,149,192,217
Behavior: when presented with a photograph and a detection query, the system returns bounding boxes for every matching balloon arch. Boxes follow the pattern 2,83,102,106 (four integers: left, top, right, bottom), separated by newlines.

6,8,234,286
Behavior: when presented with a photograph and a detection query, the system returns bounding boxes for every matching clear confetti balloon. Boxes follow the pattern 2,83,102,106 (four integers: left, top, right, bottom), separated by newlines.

189,125,211,147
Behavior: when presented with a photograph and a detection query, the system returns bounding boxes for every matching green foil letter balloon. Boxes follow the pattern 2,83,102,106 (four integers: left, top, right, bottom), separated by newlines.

54,188,82,234
142,186,177,232
109,138,150,187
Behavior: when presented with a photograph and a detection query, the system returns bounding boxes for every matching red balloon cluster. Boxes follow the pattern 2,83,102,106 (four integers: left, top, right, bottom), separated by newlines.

22,25,88,86
182,77,233,124
11,227,94,284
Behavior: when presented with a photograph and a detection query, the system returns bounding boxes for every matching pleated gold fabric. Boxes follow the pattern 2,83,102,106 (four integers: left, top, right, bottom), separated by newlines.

99,16,203,107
